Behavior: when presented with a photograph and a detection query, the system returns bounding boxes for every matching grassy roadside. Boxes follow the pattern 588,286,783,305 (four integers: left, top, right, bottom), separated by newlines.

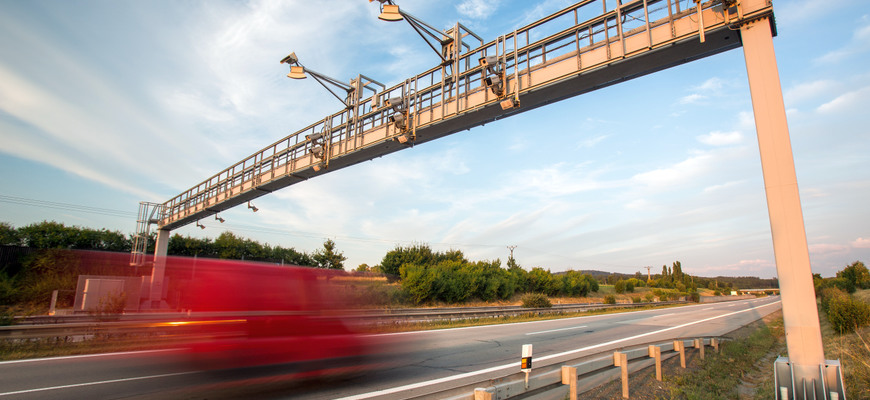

639,289,870,399
362,302,686,333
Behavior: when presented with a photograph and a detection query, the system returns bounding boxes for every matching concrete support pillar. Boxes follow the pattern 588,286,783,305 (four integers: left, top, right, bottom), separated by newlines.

740,17,825,369
149,229,170,308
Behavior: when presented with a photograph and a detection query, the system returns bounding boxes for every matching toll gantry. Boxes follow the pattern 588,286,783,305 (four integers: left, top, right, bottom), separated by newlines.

132,1,845,398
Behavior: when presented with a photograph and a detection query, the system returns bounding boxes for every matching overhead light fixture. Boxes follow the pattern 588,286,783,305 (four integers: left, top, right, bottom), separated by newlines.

378,4,403,21
196,220,205,229
370,0,479,66
287,65,306,79
247,201,258,212
280,52,386,110
215,215,225,223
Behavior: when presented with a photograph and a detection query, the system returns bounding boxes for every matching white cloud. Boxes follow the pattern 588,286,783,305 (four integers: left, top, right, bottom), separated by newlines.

578,134,608,148
816,85,870,113
679,93,705,104
809,243,850,255
851,237,870,248
693,77,724,92
815,21,870,64
697,131,743,146
632,153,714,188
456,0,501,19
784,80,837,105
703,180,744,194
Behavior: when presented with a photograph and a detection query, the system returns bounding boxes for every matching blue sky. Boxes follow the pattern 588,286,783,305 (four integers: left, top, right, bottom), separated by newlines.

1,0,868,278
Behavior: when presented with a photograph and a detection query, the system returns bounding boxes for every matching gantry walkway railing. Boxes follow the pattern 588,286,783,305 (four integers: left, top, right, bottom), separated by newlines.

140,0,773,237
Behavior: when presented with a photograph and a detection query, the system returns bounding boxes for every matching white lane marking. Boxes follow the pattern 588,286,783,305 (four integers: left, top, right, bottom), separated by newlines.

703,307,715,310
0,349,179,365
526,325,588,335
0,371,197,397
336,300,782,400
370,299,753,337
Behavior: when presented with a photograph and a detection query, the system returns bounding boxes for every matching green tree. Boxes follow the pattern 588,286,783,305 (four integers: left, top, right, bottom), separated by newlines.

355,263,371,272
837,261,870,290
0,222,20,245
312,239,346,270
379,244,465,280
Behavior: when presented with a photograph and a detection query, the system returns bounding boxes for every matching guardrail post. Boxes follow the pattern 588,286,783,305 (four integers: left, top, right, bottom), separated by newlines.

473,387,494,400
561,365,578,400
696,338,705,360
712,337,720,353
49,290,58,316
674,340,686,368
614,351,629,399
648,345,662,381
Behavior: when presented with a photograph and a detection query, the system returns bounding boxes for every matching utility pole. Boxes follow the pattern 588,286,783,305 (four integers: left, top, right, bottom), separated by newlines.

507,245,517,261
644,266,652,282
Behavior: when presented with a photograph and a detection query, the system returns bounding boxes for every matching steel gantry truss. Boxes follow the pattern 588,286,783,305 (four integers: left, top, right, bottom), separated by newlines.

132,1,844,397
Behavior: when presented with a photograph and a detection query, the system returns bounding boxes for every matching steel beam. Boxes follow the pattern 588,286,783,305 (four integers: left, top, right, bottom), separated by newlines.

740,17,841,399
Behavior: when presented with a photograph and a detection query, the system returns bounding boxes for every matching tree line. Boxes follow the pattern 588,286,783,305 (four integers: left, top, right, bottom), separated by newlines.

0,221,345,309
371,244,599,305
0,221,345,270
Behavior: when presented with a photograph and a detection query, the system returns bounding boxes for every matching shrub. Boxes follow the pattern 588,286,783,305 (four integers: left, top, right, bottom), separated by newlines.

614,280,626,294
0,308,14,326
689,291,700,303
0,273,16,305
604,294,616,304
631,296,642,303
713,290,722,296
826,296,870,334
90,291,126,321
644,292,655,302
820,287,849,313
521,293,552,308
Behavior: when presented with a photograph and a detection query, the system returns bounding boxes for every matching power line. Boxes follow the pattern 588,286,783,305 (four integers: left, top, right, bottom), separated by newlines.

2,195,642,270
0,195,135,218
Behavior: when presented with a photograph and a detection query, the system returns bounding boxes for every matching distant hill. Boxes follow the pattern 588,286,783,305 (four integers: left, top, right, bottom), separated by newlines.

553,269,778,289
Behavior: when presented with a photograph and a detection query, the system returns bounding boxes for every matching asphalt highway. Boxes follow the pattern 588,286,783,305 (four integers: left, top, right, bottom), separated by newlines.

0,296,781,399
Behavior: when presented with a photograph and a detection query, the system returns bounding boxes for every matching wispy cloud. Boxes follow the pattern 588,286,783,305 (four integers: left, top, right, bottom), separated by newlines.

814,20,870,65
578,134,608,148
816,85,870,113
456,0,501,19
697,131,743,146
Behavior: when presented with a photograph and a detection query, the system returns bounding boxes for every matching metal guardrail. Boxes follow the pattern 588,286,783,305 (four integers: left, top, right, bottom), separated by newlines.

440,336,726,400
3,301,686,333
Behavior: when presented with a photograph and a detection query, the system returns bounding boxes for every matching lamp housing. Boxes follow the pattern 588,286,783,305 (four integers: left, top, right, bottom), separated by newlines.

287,65,306,79
378,4,403,21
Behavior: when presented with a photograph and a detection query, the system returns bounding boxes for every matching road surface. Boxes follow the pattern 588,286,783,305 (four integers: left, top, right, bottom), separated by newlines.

0,297,781,399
